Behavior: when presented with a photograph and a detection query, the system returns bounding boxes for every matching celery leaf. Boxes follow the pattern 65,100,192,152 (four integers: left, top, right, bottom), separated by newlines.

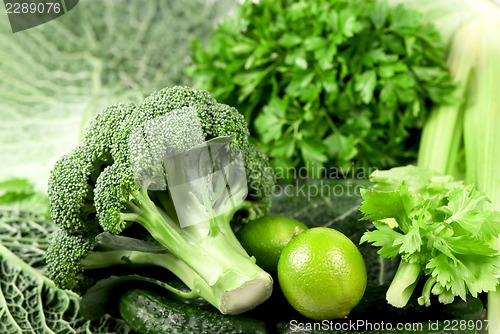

360,165,500,307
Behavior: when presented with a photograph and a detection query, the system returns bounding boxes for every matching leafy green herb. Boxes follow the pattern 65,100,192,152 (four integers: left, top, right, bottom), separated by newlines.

360,165,500,308
189,0,456,175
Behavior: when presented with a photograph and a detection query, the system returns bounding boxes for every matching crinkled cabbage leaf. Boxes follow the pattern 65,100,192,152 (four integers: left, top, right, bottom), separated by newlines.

0,0,235,191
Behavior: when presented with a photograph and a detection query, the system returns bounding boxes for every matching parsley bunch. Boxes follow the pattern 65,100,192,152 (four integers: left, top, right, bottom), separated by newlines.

360,165,500,308
188,0,455,175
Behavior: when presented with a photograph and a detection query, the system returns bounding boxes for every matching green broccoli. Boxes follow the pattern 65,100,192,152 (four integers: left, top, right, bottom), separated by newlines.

46,86,276,315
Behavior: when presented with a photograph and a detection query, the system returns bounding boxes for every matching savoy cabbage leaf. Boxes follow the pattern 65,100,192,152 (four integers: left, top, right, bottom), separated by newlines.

0,210,52,274
0,209,131,334
0,0,235,191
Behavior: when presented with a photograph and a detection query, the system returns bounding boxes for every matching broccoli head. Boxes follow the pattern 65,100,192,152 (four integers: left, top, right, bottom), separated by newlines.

46,86,275,315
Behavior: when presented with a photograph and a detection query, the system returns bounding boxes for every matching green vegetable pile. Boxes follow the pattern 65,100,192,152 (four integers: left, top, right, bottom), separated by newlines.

3,0,500,333
0,177,486,334
188,0,456,174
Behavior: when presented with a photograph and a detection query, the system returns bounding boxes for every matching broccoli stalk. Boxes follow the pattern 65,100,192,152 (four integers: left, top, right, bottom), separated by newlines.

49,229,270,314
97,177,273,315
46,86,276,315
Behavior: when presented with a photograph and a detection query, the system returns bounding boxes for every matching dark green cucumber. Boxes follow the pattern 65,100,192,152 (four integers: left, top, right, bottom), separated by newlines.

119,288,269,334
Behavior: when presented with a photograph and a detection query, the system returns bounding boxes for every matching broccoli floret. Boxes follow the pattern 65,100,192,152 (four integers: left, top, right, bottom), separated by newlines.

46,86,275,315
47,146,101,233
48,103,135,233
46,228,96,291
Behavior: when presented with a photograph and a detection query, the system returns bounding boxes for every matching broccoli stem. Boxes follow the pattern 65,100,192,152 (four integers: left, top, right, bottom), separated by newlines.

81,249,217,302
386,261,421,308
120,187,273,315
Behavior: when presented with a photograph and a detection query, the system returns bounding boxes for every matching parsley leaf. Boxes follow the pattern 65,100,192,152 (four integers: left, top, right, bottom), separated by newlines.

189,0,456,175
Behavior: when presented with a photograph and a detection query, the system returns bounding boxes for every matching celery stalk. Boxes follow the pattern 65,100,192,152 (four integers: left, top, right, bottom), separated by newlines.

387,1,500,332
423,15,500,334
462,20,500,330
417,21,477,177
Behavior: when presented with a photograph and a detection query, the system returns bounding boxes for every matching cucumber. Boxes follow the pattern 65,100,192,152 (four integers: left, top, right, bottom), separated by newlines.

118,288,269,334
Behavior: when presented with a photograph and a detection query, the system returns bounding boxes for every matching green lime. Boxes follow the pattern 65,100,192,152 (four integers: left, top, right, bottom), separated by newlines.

277,227,367,320
237,215,308,272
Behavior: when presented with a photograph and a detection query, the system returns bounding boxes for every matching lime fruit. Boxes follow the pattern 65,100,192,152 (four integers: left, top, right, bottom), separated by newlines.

277,227,367,320
237,215,308,272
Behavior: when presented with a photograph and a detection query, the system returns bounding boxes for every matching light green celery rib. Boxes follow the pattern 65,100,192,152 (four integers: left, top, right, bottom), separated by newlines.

388,1,500,331
386,261,421,308
461,19,500,332
464,19,500,202
387,0,500,45
417,23,476,176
